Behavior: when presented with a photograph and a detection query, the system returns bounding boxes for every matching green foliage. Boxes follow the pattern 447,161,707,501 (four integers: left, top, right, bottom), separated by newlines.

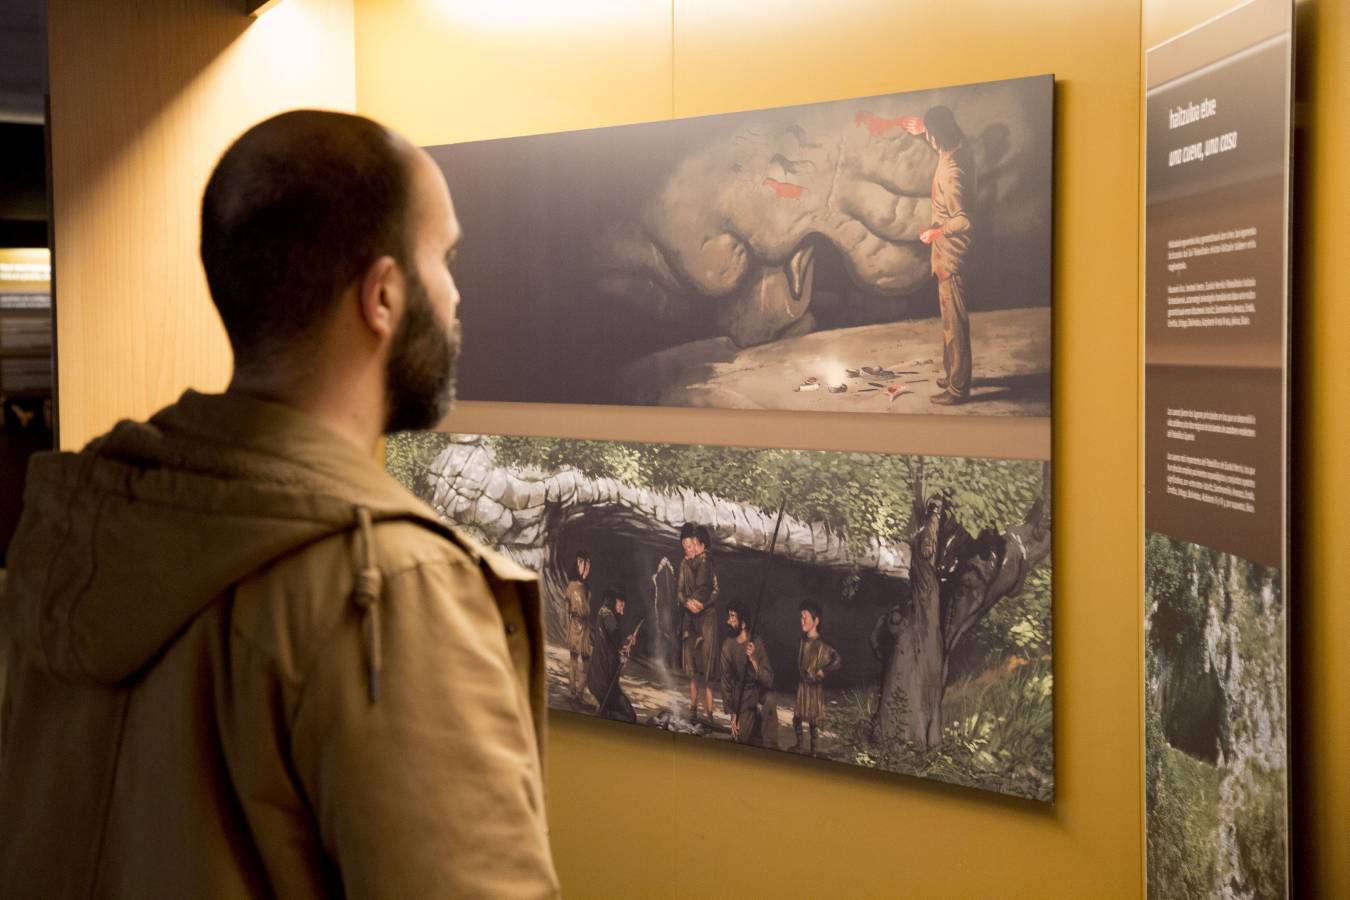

1145,697,1165,835
384,432,451,491
1145,535,1287,897
972,561,1052,660
840,658,1054,801
1233,766,1288,899
1146,532,1210,654
917,455,1046,538
1144,531,1186,603
489,435,641,482
1228,564,1288,898
1147,723,1222,898
487,435,1045,553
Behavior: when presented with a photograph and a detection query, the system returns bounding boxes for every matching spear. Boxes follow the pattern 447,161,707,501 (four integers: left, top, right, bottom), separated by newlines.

732,498,789,718
597,617,645,715
748,499,789,635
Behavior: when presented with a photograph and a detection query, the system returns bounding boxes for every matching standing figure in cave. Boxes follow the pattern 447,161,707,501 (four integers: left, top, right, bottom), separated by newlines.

793,600,842,756
565,551,594,708
587,587,638,723
720,603,778,749
678,523,719,726
900,106,975,406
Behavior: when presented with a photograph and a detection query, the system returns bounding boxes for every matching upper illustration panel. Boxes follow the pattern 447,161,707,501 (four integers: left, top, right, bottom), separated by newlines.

430,75,1053,415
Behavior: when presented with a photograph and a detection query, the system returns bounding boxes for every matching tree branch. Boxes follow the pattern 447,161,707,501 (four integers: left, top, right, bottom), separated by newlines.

942,465,1052,653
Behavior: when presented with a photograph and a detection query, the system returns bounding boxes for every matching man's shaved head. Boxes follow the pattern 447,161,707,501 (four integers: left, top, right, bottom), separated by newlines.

201,110,415,369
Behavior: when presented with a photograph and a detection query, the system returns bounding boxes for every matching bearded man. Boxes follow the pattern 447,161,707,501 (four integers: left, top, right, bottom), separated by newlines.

0,111,559,898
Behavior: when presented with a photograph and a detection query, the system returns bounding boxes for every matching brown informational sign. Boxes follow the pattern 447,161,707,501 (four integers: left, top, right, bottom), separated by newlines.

1143,1,1291,897
1145,23,1290,567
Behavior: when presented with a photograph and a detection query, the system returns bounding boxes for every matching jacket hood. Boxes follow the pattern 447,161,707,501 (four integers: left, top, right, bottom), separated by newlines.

2,390,443,685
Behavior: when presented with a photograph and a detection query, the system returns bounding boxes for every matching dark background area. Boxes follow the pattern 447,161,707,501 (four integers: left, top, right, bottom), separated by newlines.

0,0,47,246
0,0,51,568
0,122,46,246
431,117,723,405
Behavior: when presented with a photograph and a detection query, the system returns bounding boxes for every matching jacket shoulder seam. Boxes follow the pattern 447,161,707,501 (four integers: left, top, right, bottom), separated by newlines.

281,557,474,731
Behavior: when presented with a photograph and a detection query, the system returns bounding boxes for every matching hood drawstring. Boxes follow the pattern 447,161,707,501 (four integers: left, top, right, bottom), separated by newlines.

352,507,383,703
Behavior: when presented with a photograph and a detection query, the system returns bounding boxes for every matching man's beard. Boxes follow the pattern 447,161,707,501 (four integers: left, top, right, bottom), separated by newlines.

384,270,460,434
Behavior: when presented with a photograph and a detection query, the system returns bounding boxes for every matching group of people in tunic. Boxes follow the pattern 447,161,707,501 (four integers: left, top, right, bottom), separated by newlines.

564,551,639,723
561,522,844,756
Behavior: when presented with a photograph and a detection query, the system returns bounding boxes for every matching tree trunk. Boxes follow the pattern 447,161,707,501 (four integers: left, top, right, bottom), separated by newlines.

876,549,945,748
873,460,1052,752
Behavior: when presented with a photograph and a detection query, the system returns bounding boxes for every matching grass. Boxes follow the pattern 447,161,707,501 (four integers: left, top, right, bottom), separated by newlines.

1147,727,1223,897
384,431,450,492
839,657,1054,801
1232,765,1288,899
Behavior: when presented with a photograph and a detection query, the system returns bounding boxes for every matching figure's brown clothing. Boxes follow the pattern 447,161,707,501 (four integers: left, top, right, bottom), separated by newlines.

930,143,975,399
929,143,975,280
795,635,842,724
678,553,717,681
565,578,593,657
938,274,973,398
720,634,778,748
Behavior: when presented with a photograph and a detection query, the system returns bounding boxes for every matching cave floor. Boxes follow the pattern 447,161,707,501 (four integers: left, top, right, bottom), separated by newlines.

545,645,852,759
617,306,1051,417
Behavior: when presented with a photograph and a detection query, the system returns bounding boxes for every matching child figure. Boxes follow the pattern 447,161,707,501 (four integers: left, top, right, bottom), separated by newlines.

793,600,841,756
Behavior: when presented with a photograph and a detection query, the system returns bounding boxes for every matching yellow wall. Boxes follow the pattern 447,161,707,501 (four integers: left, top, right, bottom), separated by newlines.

47,0,356,450
358,1,1143,896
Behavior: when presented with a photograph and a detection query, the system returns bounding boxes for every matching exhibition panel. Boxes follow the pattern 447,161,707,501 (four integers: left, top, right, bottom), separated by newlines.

391,69,1059,807
389,432,1053,800
429,78,1053,416
1143,1,1293,895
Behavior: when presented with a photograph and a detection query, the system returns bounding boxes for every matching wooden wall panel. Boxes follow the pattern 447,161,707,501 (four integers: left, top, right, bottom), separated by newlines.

48,0,355,449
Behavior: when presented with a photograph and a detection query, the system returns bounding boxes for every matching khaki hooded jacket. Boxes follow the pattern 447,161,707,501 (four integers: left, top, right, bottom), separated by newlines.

0,391,559,898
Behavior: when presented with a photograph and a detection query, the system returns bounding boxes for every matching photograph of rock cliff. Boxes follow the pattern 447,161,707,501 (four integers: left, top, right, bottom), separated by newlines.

388,432,1054,800
429,75,1052,415
1144,533,1287,897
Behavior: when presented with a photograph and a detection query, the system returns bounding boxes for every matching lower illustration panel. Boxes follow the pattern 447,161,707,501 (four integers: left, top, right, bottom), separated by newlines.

1144,532,1287,897
388,433,1053,802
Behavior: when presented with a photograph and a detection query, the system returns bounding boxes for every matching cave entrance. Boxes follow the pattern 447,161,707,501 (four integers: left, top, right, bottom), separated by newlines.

547,505,908,693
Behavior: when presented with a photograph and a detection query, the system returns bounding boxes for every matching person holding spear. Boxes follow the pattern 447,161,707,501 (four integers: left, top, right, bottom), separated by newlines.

720,602,778,748
721,499,789,749
588,587,641,723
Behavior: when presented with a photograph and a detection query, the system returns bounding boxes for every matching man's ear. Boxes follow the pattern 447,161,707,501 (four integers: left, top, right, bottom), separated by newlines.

357,255,403,339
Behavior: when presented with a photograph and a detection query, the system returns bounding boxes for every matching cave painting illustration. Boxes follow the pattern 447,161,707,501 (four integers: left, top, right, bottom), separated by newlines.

387,433,1054,801
430,75,1052,414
